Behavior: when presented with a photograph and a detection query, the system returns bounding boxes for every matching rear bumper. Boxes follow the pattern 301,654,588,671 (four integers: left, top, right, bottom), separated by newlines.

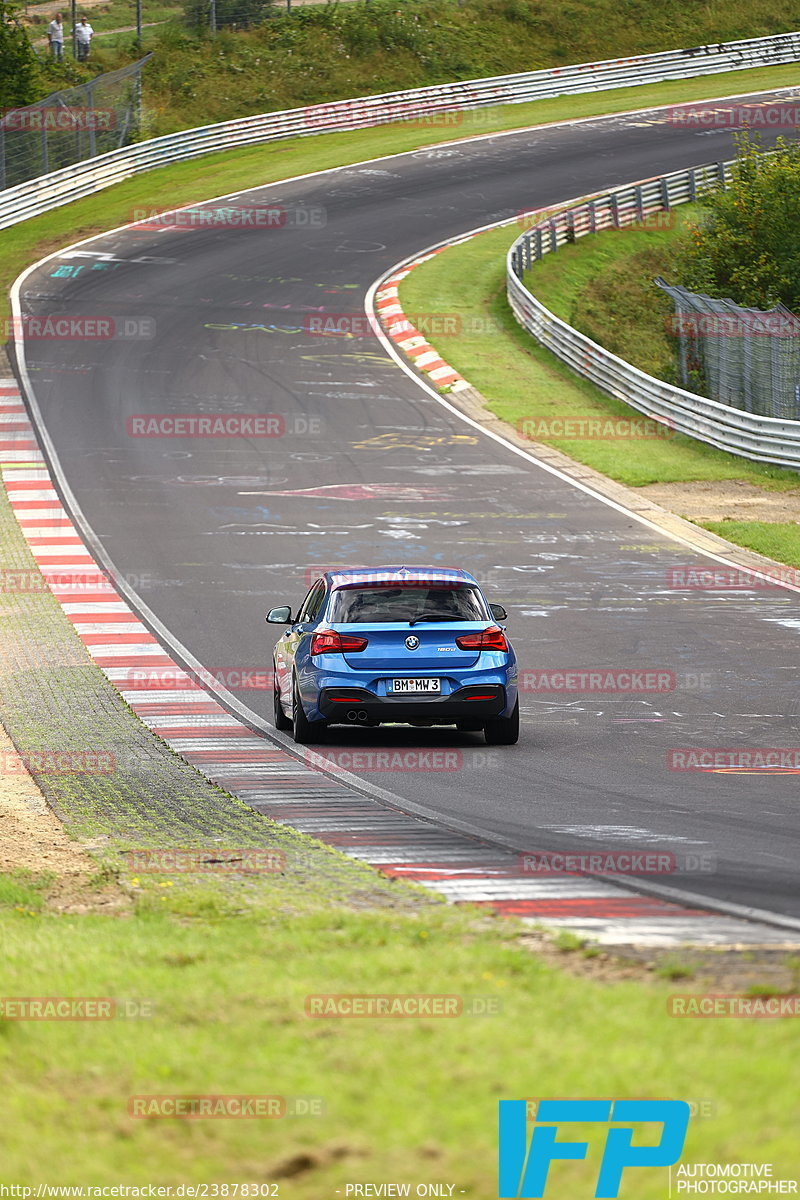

318,684,506,723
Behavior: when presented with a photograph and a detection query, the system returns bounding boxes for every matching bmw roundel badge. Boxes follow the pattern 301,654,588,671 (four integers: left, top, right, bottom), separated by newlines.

405,634,420,650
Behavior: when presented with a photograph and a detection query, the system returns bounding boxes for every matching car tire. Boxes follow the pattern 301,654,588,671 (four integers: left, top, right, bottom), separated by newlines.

273,675,292,732
456,719,484,732
292,679,327,744
484,699,519,745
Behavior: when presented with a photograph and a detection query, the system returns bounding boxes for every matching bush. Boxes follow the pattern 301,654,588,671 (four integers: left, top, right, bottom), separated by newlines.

674,133,800,311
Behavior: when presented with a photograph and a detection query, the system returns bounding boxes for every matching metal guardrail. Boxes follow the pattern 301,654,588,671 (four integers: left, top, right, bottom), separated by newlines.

1,29,799,231
506,159,800,470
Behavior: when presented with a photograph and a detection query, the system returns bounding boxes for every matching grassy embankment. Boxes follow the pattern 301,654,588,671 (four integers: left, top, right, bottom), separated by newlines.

21,0,800,135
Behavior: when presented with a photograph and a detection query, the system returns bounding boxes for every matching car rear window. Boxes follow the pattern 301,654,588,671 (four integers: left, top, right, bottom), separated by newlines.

329,584,488,624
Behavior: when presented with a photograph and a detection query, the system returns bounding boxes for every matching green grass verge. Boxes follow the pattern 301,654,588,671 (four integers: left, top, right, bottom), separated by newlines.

1,864,798,1188
3,58,800,333
700,519,800,565
523,206,697,380
0,869,49,911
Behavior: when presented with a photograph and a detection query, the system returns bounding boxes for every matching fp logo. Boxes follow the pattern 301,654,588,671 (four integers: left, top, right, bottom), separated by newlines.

405,635,420,650
498,1099,690,1198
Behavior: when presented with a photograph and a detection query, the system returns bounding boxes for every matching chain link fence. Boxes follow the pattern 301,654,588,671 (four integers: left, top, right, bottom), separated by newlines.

0,55,151,192
657,279,800,420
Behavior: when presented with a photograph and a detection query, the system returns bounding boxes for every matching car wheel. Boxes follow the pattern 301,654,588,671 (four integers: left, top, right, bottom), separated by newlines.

292,680,327,744
484,699,519,745
456,719,484,732
273,674,292,732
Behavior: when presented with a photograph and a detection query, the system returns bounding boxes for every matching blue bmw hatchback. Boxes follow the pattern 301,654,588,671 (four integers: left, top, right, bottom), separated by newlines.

267,566,518,746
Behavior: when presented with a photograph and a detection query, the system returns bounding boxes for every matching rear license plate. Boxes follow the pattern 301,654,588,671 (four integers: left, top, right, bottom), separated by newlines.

390,678,441,694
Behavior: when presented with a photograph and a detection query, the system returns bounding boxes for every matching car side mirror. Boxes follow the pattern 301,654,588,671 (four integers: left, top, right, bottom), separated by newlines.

266,606,292,624
490,603,508,621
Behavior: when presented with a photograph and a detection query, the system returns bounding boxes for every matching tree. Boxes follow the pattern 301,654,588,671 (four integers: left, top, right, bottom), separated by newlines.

675,133,800,312
0,0,39,109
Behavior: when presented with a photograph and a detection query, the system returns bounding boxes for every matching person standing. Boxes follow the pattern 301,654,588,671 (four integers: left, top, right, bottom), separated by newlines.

47,11,64,59
75,16,93,60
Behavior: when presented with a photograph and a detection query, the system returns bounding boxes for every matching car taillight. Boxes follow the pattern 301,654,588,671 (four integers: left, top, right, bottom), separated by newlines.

455,625,508,652
310,631,368,655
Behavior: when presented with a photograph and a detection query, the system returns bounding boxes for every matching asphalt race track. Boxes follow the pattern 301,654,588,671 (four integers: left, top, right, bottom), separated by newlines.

14,90,800,923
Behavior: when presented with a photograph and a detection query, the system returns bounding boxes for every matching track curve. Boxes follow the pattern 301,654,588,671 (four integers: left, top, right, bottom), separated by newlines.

12,90,800,922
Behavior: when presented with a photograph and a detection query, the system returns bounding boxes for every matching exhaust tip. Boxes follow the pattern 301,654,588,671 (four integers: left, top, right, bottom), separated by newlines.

346,710,359,721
